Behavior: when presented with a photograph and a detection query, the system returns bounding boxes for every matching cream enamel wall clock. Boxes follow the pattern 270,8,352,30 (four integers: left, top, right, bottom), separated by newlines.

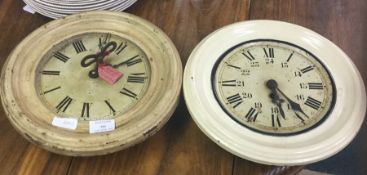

183,20,366,165
0,11,182,156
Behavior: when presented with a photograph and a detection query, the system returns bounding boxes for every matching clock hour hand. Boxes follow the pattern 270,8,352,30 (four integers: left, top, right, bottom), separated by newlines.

275,84,310,119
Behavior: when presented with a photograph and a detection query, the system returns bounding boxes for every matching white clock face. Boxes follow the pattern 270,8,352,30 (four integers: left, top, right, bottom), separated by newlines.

36,33,151,120
213,40,336,135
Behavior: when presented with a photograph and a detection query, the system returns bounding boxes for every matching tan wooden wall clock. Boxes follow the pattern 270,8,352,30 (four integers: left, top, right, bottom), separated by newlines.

0,11,182,156
183,20,366,165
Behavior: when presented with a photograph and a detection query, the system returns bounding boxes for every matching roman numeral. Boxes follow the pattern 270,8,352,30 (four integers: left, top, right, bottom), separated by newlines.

120,88,138,99
72,40,87,53
104,100,116,115
242,51,255,61
226,93,243,108
81,102,90,118
272,114,282,127
41,70,60,75
286,52,294,62
263,48,274,58
42,86,61,95
131,73,145,76
99,33,112,49
123,55,142,67
305,96,322,110
98,33,127,55
115,42,127,55
245,107,258,122
308,83,324,90
56,96,73,113
226,63,241,69
300,66,314,74
221,80,236,86
54,52,70,63
127,75,145,83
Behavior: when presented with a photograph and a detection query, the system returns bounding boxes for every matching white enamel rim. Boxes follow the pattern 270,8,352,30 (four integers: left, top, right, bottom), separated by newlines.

183,20,366,165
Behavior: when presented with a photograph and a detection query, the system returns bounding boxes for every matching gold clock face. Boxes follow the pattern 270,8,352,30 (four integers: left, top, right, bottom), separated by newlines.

37,33,151,120
213,40,336,135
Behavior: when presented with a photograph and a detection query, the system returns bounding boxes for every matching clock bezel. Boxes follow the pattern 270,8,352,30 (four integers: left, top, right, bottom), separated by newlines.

183,20,366,165
0,11,182,156
211,39,337,136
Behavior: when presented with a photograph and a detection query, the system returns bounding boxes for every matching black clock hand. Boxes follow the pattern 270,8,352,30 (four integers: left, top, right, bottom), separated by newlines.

275,83,310,119
276,100,286,119
266,80,286,119
112,55,139,68
295,112,306,123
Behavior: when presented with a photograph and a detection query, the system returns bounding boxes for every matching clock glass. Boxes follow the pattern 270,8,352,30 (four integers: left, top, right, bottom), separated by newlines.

213,39,336,135
36,33,151,121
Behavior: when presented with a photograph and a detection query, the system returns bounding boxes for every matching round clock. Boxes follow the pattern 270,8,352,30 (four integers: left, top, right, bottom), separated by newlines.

184,20,366,165
0,11,182,156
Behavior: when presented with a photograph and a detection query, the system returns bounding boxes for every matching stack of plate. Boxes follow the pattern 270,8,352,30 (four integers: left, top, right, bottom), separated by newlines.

23,0,137,19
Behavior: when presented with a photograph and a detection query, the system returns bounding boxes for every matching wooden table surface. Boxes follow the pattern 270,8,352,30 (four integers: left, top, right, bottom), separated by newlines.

0,0,366,175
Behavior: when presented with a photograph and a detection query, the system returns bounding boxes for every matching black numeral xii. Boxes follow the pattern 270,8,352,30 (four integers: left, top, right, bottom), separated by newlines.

264,48,274,58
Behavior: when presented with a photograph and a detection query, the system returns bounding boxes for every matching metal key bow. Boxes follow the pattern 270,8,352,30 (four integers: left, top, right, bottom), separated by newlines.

81,41,117,78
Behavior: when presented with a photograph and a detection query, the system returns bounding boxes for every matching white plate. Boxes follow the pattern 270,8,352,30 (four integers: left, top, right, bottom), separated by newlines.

23,0,61,19
23,0,137,19
33,1,121,14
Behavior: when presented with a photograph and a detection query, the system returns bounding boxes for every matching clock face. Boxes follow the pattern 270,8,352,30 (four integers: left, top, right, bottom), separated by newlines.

213,40,336,135
36,33,151,120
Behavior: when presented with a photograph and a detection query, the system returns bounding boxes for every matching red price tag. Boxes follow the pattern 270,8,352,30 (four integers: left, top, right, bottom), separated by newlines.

98,64,123,85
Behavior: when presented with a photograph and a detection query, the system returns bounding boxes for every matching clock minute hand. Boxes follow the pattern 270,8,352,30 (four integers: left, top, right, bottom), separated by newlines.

112,55,139,68
266,80,286,119
276,88,310,119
